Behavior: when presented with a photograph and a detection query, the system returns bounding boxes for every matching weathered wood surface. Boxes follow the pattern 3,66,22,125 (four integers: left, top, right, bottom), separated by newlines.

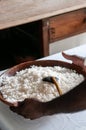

48,9,86,43
0,0,86,30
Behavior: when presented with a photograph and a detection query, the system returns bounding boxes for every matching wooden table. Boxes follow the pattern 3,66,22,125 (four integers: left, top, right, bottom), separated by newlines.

0,0,86,57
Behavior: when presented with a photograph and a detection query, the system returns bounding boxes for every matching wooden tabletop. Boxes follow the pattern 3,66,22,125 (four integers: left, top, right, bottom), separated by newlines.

0,0,86,30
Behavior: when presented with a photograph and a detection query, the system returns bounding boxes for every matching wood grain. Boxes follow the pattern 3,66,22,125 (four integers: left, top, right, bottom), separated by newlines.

48,9,86,43
0,0,86,29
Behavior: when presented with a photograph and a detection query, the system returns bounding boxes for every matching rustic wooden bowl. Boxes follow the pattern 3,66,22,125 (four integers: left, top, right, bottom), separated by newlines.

0,59,86,107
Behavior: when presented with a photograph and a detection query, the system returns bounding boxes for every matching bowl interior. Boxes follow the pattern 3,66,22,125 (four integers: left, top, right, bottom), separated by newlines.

0,60,86,106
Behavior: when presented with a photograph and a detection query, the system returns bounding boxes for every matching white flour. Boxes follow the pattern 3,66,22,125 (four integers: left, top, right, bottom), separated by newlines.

0,65,84,103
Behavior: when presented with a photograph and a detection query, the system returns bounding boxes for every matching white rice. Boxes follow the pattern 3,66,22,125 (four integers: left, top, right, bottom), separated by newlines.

0,65,84,103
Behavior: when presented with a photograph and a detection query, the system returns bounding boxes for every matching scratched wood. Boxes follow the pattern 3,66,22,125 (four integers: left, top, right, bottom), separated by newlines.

0,0,86,30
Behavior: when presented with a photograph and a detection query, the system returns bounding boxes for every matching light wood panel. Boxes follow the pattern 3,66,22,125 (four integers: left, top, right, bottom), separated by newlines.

0,0,86,29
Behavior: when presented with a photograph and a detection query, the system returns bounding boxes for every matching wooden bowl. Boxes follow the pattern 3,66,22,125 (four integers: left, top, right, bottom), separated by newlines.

0,59,86,107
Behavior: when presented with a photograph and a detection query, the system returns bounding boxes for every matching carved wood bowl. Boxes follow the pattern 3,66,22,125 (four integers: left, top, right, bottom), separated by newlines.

0,59,86,107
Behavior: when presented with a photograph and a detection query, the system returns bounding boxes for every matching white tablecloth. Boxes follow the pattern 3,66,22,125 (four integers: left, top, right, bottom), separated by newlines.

0,44,86,130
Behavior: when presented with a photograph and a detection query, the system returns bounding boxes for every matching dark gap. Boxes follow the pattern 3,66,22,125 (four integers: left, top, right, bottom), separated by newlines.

0,21,42,70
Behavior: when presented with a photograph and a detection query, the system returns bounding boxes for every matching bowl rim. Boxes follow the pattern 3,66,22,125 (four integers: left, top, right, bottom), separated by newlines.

0,59,86,107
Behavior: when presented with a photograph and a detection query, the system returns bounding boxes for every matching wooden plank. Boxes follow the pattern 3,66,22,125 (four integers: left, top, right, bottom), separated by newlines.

49,8,86,43
0,0,86,30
